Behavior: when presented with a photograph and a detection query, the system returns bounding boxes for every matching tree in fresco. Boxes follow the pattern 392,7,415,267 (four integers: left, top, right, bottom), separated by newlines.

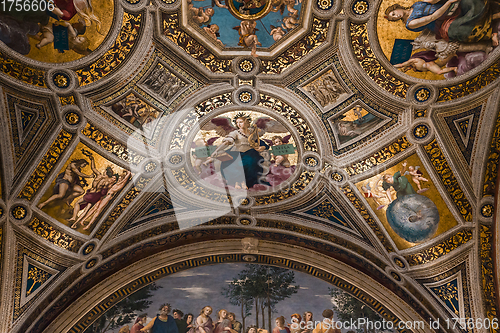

222,277,253,333
223,265,299,332
329,288,382,333
84,283,162,333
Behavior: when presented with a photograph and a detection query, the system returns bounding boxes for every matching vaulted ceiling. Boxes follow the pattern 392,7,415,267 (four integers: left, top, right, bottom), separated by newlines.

0,0,499,331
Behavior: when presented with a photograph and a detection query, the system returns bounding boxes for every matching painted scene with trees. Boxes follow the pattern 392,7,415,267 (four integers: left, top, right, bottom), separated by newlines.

83,263,392,333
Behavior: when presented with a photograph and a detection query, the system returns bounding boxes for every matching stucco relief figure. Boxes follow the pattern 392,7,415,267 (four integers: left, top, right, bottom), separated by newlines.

143,68,187,101
242,237,259,253
304,73,346,107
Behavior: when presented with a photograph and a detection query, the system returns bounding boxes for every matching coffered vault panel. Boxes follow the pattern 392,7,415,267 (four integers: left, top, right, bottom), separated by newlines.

0,0,499,331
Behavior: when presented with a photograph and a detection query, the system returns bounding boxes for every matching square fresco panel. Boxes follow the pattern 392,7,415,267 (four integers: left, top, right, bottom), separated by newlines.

355,153,457,250
331,105,387,149
37,142,131,235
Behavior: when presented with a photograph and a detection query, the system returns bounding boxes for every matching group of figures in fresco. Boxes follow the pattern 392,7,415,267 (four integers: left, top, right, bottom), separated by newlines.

38,146,131,233
115,304,342,333
0,0,104,56
384,0,500,78
303,72,347,108
191,112,297,190
187,0,302,56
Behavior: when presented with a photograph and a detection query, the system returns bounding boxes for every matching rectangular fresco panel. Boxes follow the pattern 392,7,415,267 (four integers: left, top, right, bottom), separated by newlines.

37,142,131,235
355,153,457,250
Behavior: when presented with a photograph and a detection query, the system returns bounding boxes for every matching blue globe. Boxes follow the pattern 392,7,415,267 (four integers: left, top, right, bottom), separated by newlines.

386,194,440,243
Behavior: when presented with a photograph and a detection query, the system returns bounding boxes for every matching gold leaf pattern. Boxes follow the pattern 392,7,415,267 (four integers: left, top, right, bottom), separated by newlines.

404,229,473,266
261,18,330,74
171,168,230,203
59,96,76,106
344,136,411,176
75,12,142,86
423,139,472,221
0,51,45,87
163,12,232,73
170,93,233,149
349,23,409,98
483,109,500,196
254,171,315,205
438,62,500,102
27,218,83,252
81,123,145,165
480,224,498,332
18,130,74,201
258,94,318,152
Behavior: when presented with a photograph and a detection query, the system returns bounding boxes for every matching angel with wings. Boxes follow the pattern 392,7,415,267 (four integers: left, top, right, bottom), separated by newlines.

202,112,290,189
403,161,429,193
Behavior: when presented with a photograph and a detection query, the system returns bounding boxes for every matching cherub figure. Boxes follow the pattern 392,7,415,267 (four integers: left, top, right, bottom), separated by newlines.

395,56,457,76
32,19,89,52
361,182,385,210
234,20,261,57
188,0,215,25
353,106,363,123
269,25,285,41
203,24,224,46
270,0,298,17
264,135,292,167
281,15,299,30
403,162,429,193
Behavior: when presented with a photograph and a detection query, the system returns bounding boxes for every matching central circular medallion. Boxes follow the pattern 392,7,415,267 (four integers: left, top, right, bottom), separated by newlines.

227,0,272,20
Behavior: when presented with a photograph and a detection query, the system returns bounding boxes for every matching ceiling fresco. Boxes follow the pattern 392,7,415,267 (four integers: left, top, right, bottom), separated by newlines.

0,0,500,331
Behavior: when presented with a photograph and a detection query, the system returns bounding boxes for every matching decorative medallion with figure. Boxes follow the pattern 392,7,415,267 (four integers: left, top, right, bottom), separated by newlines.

0,0,114,62
191,111,298,191
378,0,500,80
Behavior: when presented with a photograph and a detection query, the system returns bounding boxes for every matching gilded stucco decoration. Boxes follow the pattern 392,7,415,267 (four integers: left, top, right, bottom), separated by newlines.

0,0,499,329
